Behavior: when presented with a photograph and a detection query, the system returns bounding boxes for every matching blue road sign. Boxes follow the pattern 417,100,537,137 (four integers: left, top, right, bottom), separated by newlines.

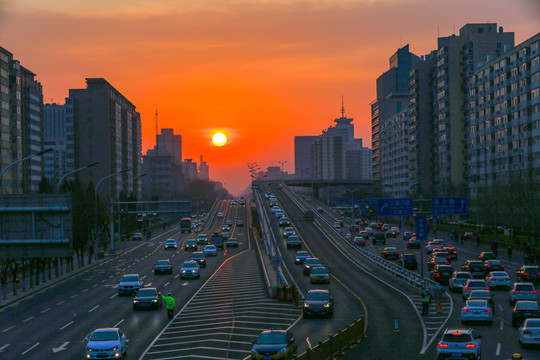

365,197,379,205
416,216,428,240
431,197,468,216
361,205,367,217
338,198,362,206
377,198,413,217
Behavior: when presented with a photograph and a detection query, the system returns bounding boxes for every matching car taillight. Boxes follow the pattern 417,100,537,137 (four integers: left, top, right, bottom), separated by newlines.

531,291,536,294
438,343,448,348
523,330,532,334
513,290,519,293
463,309,470,312
523,273,530,276
436,273,440,277
466,343,476,348
501,265,504,268
483,309,491,312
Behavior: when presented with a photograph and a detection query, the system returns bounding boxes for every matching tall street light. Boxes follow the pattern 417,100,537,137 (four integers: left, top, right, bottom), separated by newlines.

94,168,130,258
341,185,365,231
0,148,54,189
384,182,419,268
112,173,146,252
56,161,100,193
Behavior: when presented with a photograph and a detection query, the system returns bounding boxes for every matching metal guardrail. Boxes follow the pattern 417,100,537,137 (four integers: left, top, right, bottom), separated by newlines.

291,317,365,360
283,186,438,290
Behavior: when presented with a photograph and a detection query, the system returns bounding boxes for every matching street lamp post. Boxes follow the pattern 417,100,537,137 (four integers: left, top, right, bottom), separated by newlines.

341,186,364,233
112,173,146,253
56,161,100,193
0,148,54,191
94,168,130,259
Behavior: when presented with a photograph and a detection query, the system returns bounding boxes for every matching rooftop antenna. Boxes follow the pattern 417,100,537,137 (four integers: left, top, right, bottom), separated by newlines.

155,108,158,139
341,96,345,118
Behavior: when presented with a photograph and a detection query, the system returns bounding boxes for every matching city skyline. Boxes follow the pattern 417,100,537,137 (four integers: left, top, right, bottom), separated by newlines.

1,0,539,194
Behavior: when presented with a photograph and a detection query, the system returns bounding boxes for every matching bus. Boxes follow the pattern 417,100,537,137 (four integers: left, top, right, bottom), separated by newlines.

180,217,192,233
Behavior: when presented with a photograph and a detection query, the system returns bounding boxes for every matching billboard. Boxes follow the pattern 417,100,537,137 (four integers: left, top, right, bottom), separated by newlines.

0,195,72,258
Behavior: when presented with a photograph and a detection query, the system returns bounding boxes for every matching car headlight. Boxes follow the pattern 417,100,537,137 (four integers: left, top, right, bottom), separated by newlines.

277,347,287,354
133,300,139,303
324,303,331,307
251,349,259,355
304,303,309,308
152,299,158,302
182,270,186,273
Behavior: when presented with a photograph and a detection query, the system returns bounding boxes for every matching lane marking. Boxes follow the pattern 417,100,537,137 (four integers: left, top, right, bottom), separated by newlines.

110,293,118,299
89,305,100,312
56,300,65,305
23,316,34,323
114,319,124,328
41,307,51,314
21,342,39,355
498,304,503,312
59,321,73,330
2,326,15,333
496,342,501,355
70,294,78,298
81,289,89,293
164,282,170,287
0,344,10,352
500,319,504,330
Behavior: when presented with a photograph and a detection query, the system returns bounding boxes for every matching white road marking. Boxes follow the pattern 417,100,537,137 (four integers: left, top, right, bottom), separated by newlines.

70,294,78,298
52,341,69,353
164,282,170,287
41,307,51,314
1,326,15,333
114,319,124,328
21,342,39,355
110,293,118,299
306,337,311,348
496,343,501,355
498,304,503,312
141,275,147,280
23,316,34,323
0,344,10,352
56,300,65,306
182,282,188,286
500,319,504,330
89,305,100,312
59,321,73,330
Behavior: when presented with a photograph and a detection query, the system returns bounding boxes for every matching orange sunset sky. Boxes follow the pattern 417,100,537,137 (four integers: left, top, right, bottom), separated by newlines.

0,0,539,195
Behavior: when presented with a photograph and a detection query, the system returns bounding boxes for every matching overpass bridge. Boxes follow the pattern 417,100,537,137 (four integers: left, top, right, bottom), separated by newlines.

271,178,374,199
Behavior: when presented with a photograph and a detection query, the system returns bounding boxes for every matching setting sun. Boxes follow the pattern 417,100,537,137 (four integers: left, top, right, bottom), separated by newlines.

212,132,227,147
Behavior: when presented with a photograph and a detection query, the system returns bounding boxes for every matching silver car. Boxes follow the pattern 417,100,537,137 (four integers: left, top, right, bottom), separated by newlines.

85,328,127,359
283,227,296,238
461,299,493,324
437,328,482,360
462,279,489,301
510,282,537,305
449,271,473,292
485,271,511,289
519,318,540,347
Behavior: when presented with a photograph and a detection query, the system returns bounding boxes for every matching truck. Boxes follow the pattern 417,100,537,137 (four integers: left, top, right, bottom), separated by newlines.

210,232,224,250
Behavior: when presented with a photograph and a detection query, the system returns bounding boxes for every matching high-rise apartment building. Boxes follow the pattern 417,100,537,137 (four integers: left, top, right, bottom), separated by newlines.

182,159,198,180
371,45,419,183
43,102,75,181
198,155,209,180
380,110,409,197
1,47,23,194
20,67,43,193
68,78,142,199
467,33,540,193
157,128,182,165
294,136,318,179
432,24,514,193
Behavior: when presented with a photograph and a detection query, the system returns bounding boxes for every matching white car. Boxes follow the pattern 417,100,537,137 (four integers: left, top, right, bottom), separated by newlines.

275,210,285,218
85,328,127,359
196,234,208,245
283,227,296,238
203,245,217,256
485,271,512,289
164,239,177,250
510,283,537,305
180,261,200,279
519,318,540,347
217,212,224,218
449,272,473,292
461,299,493,324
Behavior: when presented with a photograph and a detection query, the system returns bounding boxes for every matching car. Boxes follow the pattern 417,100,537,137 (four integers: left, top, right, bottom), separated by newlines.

286,235,302,249
279,217,290,227
381,224,391,232
432,250,452,262
221,231,230,239
483,259,504,274
184,239,197,251
400,254,418,270
386,229,398,238
310,266,330,284
303,258,322,275
250,328,297,360
203,245,218,256
217,212,224,218
118,274,143,296
510,282,537,305
478,251,497,261
519,318,540,347
283,227,296,238
373,233,386,245
353,236,366,246
449,272,473,292
333,222,342,230
317,207,323,213
295,251,310,264
436,328,482,360
230,199,237,205
239,199,246,205
512,301,540,327
485,271,511,289
462,279,489,301
381,247,399,260
425,241,443,254
461,299,493,324
369,222,378,229
133,232,143,241
226,238,239,247
190,251,207,267
443,247,458,260
463,232,474,241
226,220,232,226
467,290,495,311
180,260,201,279
222,225,230,232
164,239,177,249
133,287,162,310
403,232,414,240
517,265,540,284
461,260,485,279
431,264,455,285
275,210,285,218
428,257,450,271
154,260,173,274
196,234,208,245
237,220,244,226
84,328,127,359
364,227,374,236
390,226,400,234
303,289,333,318
407,237,420,249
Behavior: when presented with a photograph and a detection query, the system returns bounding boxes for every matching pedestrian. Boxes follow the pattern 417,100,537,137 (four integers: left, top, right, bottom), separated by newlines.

507,245,512,260
460,233,464,244
163,292,175,319
476,234,481,247
421,291,431,316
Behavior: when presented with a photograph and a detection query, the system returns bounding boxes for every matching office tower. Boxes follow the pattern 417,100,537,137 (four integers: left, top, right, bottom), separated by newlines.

467,33,540,193
157,128,182,165
43,102,75,182
372,45,419,183
0,46,23,194
20,67,44,193
141,146,184,199
294,136,318,179
198,155,209,180
432,24,514,194
182,159,198,180
68,78,142,198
